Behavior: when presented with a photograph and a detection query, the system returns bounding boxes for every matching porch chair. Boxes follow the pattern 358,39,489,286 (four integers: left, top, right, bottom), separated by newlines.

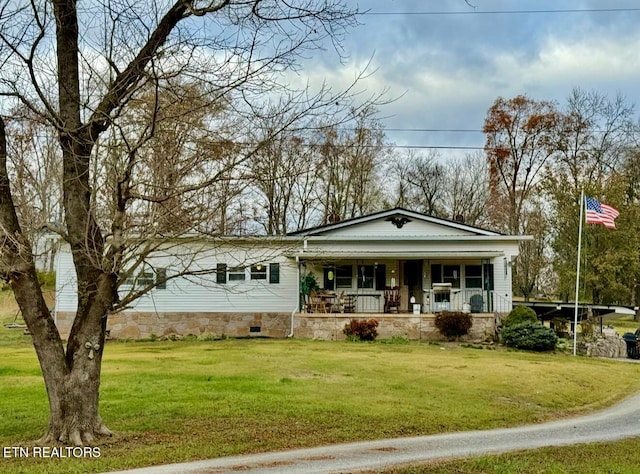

470,294,483,313
330,291,346,313
384,286,400,313
343,294,356,313
309,290,329,313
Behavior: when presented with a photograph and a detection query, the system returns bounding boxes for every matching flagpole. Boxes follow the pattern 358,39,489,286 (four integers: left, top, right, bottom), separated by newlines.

573,189,584,356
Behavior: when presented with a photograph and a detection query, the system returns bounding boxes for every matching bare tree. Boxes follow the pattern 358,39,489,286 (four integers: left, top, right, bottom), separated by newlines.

549,88,635,197
544,89,636,303
246,100,327,234
0,0,370,445
393,149,445,216
442,152,490,227
3,108,63,271
512,198,550,301
316,105,387,223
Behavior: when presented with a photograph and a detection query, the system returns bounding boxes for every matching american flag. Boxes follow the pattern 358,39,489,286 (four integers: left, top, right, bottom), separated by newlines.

585,196,619,229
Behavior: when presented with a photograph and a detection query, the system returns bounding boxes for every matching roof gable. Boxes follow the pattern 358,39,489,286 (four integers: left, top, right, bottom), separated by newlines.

289,208,502,238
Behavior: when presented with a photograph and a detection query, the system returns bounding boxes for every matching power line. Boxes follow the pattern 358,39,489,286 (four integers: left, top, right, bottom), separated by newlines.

384,144,484,150
383,128,484,133
364,8,640,16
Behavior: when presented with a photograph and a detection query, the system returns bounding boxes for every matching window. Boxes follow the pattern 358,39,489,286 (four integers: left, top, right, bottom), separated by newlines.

357,265,374,289
335,265,353,288
465,265,482,288
123,267,166,289
251,264,267,280
137,271,154,287
228,266,246,281
443,265,460,288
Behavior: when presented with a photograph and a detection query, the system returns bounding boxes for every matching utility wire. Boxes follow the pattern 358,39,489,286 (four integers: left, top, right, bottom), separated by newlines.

364,8,640,16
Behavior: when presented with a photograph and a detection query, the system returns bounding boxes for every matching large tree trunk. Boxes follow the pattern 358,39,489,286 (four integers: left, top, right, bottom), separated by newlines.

1,117,115,444
7,0,192,444
38,275,116,445
14,269,115,445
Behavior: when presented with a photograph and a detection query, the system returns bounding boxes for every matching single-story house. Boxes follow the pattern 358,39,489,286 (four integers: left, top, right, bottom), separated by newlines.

54,208,531,341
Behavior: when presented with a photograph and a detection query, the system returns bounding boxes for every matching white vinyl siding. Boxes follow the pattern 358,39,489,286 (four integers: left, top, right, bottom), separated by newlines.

55,242,298,314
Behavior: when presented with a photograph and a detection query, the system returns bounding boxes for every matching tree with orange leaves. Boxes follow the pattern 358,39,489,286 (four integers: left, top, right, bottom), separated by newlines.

483,95,560,234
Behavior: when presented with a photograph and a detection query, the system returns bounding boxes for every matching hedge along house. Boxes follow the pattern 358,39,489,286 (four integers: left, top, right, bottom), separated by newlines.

53,208,531,341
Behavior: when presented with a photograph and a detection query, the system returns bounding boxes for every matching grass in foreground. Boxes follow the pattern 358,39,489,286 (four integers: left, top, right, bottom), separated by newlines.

1,330,640,473
381,437,640,473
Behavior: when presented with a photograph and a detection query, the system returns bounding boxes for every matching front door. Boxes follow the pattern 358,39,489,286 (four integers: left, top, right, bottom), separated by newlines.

403,260,423,312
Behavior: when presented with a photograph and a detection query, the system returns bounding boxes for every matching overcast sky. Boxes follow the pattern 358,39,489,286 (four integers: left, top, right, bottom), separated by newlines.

298,0,640,158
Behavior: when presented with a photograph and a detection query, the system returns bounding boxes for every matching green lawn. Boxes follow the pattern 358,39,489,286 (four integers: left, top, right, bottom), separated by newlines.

381,437,640,473
1,324,640,473
2,294,640,473
607,314,640,335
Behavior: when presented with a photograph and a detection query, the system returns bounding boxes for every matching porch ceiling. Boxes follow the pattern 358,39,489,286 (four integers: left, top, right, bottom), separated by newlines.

290,250,504,259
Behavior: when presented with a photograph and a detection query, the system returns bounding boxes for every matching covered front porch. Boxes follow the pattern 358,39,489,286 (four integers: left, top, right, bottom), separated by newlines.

299,257,512,315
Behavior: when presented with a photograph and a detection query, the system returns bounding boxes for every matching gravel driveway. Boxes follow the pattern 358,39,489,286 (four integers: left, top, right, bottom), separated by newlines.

108,391,640,474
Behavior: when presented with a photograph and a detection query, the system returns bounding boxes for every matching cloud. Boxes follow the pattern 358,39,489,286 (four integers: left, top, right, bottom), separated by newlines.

288,2,640,154
528,33,640,88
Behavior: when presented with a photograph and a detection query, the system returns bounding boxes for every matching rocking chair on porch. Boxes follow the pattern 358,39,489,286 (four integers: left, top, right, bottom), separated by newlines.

308,290,330,313
384,286,400,313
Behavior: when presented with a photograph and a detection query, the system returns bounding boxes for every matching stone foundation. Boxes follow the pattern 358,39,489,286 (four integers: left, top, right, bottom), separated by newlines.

55,311,292,340
294,313,496,341
54,311,497,342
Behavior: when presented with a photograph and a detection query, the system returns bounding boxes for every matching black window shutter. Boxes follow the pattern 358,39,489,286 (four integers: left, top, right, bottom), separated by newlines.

156,268,167,289
269,263,280,284
483,264,494,290
375,264,386,290
217,263,227,284
431,264,442,283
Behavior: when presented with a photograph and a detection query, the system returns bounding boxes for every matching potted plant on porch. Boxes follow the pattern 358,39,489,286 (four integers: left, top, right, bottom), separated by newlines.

300,273,319,312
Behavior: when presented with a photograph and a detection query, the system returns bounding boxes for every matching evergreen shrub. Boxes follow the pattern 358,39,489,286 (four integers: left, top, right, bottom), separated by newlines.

503,305,538,328
502,321,558,351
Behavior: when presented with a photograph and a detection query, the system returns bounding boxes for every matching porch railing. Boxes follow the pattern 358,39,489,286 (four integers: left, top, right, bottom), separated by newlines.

425,289,511,314
351,293,383,313
304,289,512,314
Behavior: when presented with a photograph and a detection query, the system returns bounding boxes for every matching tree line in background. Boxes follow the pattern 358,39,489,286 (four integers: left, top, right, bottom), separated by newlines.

9,86,640,307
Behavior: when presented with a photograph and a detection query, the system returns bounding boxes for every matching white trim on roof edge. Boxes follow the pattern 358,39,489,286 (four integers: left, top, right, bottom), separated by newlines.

288,208,505,237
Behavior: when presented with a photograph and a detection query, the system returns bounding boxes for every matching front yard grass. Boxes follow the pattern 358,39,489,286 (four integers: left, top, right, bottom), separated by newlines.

382,437,640,473
1,325,640,473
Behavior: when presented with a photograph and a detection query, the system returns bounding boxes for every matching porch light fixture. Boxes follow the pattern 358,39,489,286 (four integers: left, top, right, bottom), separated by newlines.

255,264,263,271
